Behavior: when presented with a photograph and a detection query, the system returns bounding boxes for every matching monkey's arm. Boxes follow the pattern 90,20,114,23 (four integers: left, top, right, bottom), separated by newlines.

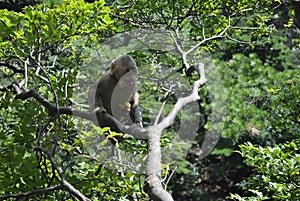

94,91,106,113
88,80,106,113
133,107,143,127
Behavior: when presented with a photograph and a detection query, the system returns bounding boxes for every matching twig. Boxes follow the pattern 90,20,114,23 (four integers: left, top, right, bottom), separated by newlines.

34,146,91,201
226,35,251,44
164,166,177,190
186,18,230,55
0,185,64,200
154,100,166,126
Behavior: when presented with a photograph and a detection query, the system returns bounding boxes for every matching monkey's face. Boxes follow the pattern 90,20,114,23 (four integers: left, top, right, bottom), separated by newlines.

110,55,138,88
115,68,137,89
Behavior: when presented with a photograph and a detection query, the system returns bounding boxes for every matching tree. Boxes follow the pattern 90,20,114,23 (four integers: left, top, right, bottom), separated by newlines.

0,1,114,200
1,0,298,200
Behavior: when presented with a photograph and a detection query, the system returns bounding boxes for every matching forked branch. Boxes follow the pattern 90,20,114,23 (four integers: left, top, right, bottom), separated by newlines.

15,90,148,139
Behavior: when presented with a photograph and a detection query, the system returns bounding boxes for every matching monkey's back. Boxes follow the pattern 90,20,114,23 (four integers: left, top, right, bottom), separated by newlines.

95,71,117,115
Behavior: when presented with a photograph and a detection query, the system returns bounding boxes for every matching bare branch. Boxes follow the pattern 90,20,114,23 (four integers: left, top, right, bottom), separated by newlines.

0,62,24,74
164,166,177,190
169,30,190,68
170,18,230,70
226,35,251,44
186,18,230,55
0,185,64,200
15,90,148,139
145,62,206,201
35,66,49,83
145,175,174,201
230,26,260,30
24,58,29,89
154,100,166,126
12,83,22,94
145,127,174,201
34,146,91,201
158,63,207,131
230,8,254,17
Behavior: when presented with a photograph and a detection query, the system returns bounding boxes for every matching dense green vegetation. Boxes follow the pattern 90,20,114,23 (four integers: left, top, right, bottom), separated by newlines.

0,0,299,200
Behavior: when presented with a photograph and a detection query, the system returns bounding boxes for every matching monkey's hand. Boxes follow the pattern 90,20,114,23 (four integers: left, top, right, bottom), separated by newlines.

94,107,106,113
119,102,131,112
94,107,108,126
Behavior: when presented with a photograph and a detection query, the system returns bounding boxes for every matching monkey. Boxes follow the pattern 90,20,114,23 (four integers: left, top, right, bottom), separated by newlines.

88,55,143,131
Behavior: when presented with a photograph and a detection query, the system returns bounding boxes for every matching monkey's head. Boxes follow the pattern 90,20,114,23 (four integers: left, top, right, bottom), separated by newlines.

110,55,137,88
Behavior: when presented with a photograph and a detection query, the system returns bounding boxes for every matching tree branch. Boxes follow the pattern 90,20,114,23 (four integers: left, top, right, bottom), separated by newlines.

144,127,174,201
0,185,64,200
34,146,90,201
158,63,207,131
15,90,148,139
186,18,230,55
170,17,230,70
0,62,24,73
145,62,207,201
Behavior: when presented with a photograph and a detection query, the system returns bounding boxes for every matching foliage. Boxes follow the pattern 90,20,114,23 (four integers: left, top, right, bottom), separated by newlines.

225,56,300,200
214,52,300,143
229,141,300,201
264,74,300,143
215,42,299,200
0,0,133,200
0,0,113,97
